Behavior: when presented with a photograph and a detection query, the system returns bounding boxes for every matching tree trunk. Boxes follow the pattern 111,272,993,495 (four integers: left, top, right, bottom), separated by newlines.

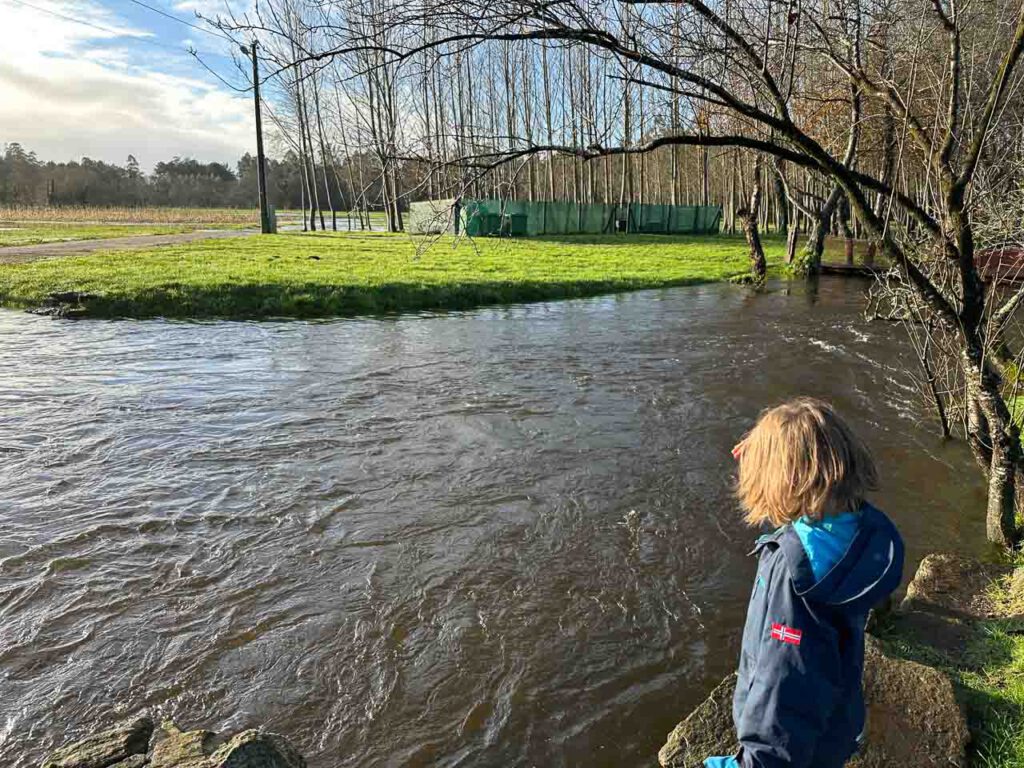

839,196,855,265
969,366,1021,548
774,171,789,236
739,160,766,283
785,217,800,266
804,186,844,271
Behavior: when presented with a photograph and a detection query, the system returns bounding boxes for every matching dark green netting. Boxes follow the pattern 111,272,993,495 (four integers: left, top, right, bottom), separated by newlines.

408,198,722,236
459,199,722,236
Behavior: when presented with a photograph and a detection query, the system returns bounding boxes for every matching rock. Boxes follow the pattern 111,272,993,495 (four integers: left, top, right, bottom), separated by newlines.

892,552,1010,660
40,716,154,768
207,730,306,768
855,638,969,767
26,291,96,319
658,675,737,768
657,641,968,767
149,722,217,768
44,718,304,768
900,552,1005,618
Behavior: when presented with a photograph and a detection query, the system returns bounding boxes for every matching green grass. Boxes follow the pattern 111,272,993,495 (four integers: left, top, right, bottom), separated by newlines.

0,222,237,247
962,622,1024,766
962,566,1024,768
0,231,785,319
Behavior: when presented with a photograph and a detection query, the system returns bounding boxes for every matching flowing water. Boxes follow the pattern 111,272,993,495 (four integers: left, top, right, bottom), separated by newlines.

0,278,988,767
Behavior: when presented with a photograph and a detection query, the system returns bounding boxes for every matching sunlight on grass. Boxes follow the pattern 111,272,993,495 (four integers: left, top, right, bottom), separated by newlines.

962,567,1024,768
0,231,785,319
963,625,1024,767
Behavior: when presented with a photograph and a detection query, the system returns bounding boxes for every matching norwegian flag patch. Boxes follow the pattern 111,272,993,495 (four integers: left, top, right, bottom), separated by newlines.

770,623,803,646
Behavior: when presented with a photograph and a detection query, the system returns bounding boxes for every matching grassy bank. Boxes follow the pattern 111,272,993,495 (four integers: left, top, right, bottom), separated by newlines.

881,560,1024,767
0,231,785,319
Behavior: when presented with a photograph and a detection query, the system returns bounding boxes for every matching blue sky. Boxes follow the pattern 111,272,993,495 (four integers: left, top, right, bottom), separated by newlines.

0,0,258,171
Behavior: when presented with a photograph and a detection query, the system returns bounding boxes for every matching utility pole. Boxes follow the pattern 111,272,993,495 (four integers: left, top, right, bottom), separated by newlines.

242,40,271,234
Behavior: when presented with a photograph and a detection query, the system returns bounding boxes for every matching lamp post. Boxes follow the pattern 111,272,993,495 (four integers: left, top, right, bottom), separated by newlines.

241,40,271,234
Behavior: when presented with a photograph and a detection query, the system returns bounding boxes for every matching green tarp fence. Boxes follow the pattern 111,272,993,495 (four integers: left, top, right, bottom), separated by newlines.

407,198,722,237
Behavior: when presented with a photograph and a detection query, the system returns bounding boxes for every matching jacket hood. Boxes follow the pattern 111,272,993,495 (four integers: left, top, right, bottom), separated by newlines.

775,503,905,609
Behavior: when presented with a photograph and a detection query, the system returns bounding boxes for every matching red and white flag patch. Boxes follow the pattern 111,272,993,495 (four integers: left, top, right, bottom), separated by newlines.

770,623,802,645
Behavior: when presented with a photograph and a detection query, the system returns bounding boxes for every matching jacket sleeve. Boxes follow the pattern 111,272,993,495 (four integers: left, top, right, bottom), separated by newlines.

736,574,842,768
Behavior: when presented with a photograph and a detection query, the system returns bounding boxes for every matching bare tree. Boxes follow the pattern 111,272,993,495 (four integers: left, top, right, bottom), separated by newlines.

209,0,1024,545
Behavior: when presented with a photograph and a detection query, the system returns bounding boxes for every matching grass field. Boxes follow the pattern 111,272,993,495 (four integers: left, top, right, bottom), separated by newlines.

0,231,786,319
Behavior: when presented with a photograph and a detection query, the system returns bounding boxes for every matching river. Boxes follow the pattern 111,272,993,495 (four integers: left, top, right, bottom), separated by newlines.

0,278,987,767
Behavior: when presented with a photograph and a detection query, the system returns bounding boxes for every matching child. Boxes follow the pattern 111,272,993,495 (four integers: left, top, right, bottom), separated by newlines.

705,398,904,768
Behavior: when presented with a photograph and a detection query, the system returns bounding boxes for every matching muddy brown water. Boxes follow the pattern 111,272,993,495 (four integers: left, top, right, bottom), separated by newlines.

0,278,988,767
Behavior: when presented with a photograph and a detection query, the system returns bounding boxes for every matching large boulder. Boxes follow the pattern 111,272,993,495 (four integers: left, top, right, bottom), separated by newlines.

657,639,968,767
658,675,737,768
40,717,153,768
855,639,969,767
892,553,1011,660
900,553,1004,619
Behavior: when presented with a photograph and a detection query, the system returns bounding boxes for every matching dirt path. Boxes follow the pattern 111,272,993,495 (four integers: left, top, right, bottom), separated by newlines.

0,228,258,265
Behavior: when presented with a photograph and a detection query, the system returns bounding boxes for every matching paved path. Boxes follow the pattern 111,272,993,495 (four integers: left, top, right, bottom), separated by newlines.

0,228,258,264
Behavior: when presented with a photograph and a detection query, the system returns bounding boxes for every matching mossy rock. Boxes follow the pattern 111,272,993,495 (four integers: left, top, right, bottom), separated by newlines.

43,719,304,768
208,730,305,768
40,716,153,768
147,722,305,768
658,674,738,767
149,722,217,768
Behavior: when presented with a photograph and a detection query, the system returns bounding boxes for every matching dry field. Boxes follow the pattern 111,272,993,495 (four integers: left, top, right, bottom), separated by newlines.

0,206,260,226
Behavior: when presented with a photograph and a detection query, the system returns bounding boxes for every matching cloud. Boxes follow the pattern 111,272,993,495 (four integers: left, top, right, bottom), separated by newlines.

0,0,253,171
172,0,227,13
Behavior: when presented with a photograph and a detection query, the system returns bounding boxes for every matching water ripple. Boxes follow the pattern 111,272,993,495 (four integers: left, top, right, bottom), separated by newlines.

0,279,987,767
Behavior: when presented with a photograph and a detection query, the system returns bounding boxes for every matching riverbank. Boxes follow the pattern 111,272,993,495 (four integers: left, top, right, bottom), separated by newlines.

0,231,785,319
879,554,1024,766
658,553,1024,767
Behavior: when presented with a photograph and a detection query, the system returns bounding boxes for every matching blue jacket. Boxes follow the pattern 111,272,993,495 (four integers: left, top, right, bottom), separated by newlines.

708,503,904,768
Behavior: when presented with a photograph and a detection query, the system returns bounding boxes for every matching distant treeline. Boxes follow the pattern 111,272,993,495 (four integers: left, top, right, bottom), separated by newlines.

0,142,404,213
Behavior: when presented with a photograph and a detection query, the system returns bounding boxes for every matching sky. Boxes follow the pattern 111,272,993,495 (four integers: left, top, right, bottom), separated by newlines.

0,0,257,171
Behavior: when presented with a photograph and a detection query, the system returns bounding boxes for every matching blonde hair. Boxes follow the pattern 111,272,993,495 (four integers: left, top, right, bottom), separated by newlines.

736,397,877,527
